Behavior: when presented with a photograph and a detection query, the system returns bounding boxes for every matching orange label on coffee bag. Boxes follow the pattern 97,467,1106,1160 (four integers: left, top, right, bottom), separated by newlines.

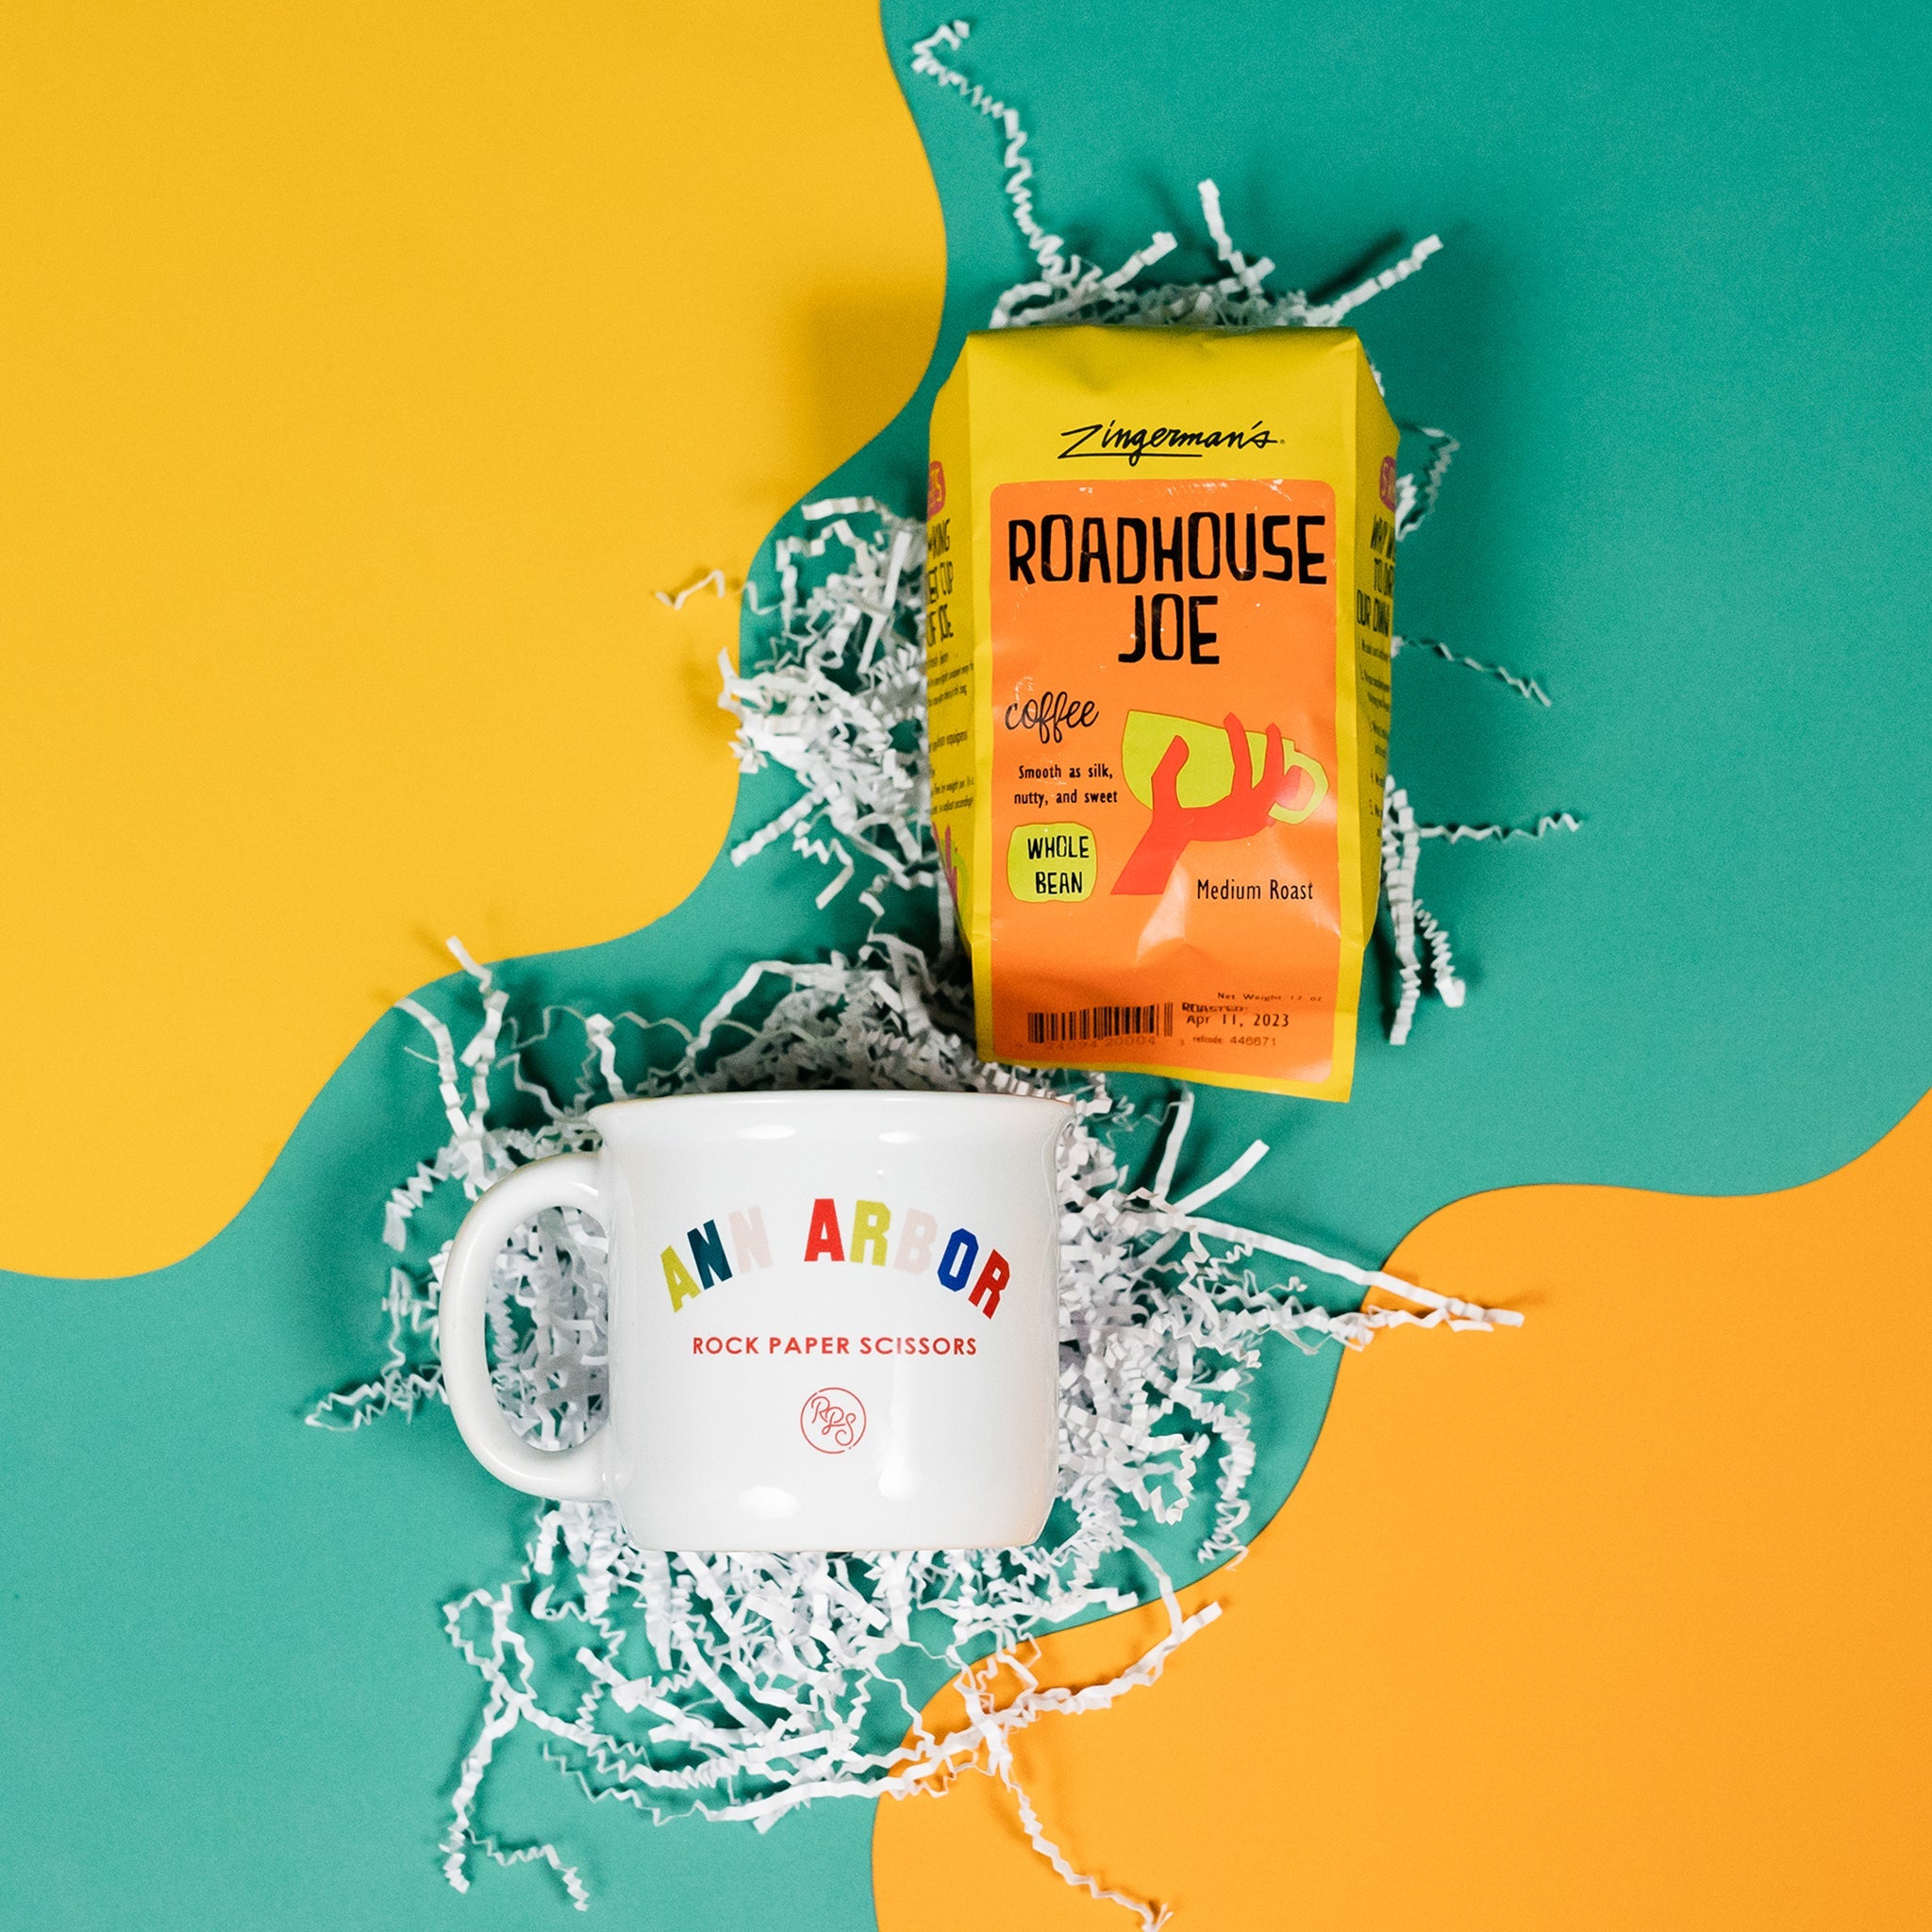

989,478,1342,1085
925,324,1397,1101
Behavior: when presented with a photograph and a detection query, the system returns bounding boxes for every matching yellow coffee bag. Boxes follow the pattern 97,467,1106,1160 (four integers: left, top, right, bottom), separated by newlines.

925,325,1398,1100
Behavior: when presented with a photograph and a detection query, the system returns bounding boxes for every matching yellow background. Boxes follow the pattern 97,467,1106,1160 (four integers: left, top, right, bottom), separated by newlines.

0,1,943,1275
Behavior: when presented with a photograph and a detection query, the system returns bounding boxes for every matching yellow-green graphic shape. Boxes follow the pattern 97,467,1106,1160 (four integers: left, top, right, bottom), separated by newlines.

1007,822,1096,901
1122,709,1326,824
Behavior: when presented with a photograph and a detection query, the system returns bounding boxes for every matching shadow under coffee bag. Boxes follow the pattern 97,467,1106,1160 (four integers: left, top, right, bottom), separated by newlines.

926,325,1399,1099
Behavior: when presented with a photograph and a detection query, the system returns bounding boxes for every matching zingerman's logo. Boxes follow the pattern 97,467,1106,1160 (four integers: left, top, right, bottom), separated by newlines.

1058,419,1283,467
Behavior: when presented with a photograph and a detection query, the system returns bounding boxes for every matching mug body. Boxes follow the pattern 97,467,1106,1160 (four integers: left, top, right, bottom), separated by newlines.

591,1090,1069,1552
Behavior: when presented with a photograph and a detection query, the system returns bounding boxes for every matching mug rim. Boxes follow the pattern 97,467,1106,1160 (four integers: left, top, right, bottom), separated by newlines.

588,1088,1074,1130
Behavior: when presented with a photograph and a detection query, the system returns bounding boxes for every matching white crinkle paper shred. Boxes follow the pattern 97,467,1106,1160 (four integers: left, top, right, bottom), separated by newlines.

315,928,1512,1920
310,25,1557,1924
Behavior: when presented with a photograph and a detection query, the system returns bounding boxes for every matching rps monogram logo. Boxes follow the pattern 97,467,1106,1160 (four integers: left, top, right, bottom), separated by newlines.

800,1387,866,1454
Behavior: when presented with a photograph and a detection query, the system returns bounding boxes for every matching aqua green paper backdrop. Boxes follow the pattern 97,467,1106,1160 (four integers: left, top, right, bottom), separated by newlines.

4,3,1929,1926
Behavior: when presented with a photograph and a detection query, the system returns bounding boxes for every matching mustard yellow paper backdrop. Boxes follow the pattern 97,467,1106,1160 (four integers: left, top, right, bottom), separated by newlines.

0,1,943,1276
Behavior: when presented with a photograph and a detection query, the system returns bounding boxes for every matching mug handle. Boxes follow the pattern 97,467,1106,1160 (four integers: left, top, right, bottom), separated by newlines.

440,1152,610,1502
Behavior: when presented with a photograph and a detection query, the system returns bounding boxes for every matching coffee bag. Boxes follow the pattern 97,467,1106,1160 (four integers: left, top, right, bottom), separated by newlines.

926,325,1397,1099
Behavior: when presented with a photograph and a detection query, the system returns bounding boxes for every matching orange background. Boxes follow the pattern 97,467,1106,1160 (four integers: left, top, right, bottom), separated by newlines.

875,1094,1932,1928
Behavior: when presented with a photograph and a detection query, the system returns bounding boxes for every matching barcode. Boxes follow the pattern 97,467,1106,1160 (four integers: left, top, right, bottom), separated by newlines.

1025,1002,1175,1046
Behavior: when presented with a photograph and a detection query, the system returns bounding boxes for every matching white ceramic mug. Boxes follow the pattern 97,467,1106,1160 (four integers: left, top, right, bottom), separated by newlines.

441,1090,1071,1553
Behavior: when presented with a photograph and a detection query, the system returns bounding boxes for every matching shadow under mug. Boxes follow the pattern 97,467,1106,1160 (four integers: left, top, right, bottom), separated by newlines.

441,1090,1072,1553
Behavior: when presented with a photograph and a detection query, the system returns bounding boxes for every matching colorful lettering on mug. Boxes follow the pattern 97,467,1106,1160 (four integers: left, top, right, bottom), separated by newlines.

935,1226,978,1290
850,1199,891,1265
660,1245,702,1311
968,1248,1009,1316
933,1225,1008,1316
689,1219,732,1290
660,1197,1013,1319
804,1197,845,1262
664,1205,767,1310
727,1207,771,1272
892,1208,939,1273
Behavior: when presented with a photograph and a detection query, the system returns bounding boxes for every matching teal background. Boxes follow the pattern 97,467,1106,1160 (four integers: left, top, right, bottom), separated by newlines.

4,2,1928,1926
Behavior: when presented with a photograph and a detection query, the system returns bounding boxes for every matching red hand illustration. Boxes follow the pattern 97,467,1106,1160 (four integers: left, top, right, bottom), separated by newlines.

1112,713,1310,895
